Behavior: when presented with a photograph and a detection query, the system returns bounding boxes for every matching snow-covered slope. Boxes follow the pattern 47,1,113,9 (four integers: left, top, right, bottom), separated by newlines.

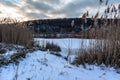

0,50,120,80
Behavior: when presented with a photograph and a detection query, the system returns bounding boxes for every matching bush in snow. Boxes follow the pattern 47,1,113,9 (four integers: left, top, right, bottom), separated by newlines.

45,42,61,52
0,49,6,54
10,51,26,64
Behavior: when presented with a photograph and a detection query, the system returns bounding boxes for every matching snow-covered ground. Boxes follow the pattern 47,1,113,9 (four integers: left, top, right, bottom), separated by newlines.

34,38,97,55
34,38,91,49
0,50,120,80
0,38,120,80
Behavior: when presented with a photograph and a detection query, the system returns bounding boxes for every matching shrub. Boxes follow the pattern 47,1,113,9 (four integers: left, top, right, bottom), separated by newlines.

10,51,26,64
0,55,8,66
0,49,6,54
45,42,61,52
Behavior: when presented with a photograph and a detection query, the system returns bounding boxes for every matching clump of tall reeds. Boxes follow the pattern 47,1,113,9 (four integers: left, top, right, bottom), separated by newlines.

0,17,32,46
72,0,120,69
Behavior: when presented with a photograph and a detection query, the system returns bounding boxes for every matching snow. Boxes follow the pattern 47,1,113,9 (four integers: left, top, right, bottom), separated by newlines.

34,38,96,55
0,50,120,80
34,38,91,49
0,38,120,80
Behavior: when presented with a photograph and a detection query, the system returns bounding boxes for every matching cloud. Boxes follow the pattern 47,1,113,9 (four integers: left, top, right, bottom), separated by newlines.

49,0,100,18
0,11,2,14
23,0,54,12
0,0,21,7
24,12,49,19
42,0,60,5
0,0,119,20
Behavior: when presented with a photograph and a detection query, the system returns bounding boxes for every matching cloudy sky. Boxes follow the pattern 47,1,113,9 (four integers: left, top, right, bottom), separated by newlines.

0,0,119,21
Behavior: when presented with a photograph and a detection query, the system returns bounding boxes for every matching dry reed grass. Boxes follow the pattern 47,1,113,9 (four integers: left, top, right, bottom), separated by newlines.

72,1,120,69
0,17,32,46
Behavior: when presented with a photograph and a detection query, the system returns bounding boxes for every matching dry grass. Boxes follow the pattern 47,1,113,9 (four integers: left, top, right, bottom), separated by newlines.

0,18,32,46
72,2,120,69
